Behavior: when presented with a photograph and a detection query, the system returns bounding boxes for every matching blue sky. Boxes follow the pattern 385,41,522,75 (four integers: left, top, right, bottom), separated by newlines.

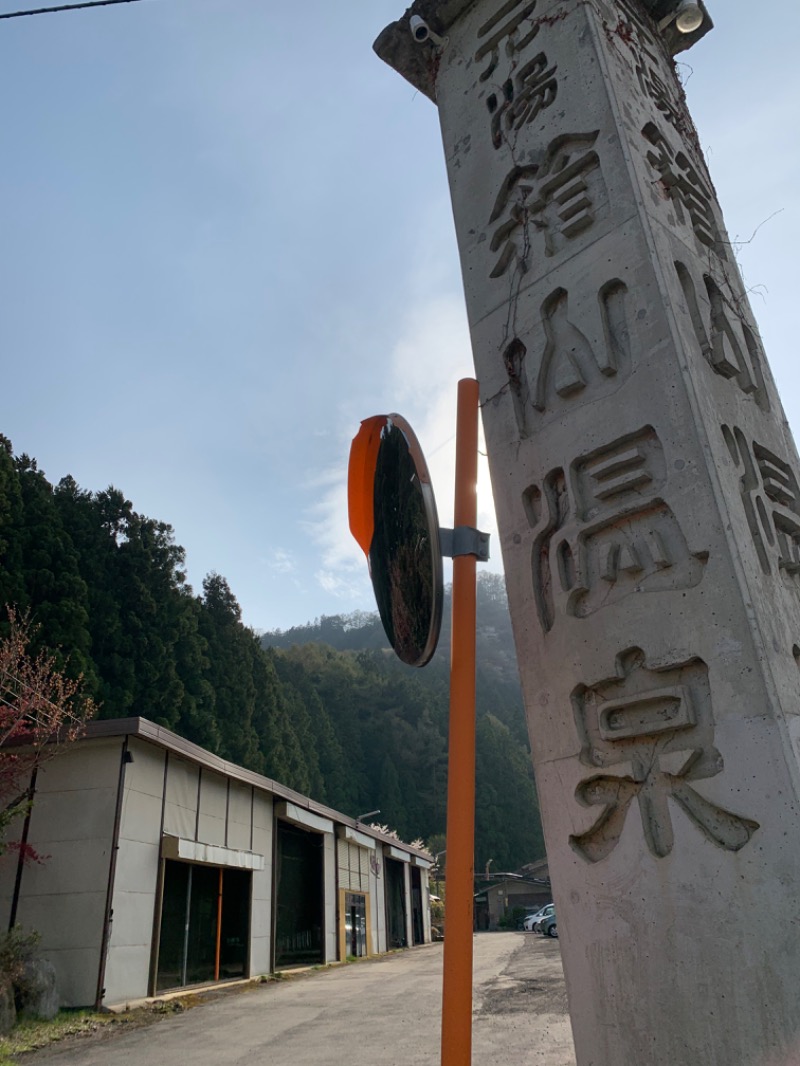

1,0,797,633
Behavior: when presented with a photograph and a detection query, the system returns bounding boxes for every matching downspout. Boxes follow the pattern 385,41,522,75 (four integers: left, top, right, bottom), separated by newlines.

95,737,129,1010
321,831,330,964
214,867,223,981
147,749,170,996
8,765,38,930
334,833,340,962
270,814,279,973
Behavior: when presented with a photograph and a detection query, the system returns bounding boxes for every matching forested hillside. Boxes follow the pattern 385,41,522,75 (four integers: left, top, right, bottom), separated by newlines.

0,435,544,870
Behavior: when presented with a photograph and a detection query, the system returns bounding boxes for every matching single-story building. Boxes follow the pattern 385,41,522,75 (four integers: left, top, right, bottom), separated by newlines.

0,718,433,1008
473,860,551,930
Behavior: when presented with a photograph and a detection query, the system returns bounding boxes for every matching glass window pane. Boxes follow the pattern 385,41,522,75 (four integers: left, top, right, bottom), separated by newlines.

185,864,219,985
156,860,189,992
220,869,251,979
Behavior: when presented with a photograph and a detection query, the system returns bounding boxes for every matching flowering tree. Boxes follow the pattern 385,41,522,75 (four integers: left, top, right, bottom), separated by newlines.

0,609,97,857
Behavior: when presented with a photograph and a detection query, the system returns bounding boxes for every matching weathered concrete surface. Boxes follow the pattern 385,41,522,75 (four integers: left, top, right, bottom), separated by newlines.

474,934,574,1064
377,2,800,1064
25,934,575,1066
374,0,712,102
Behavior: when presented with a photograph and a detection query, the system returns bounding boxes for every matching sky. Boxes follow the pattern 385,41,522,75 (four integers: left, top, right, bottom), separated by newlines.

1,0,798,634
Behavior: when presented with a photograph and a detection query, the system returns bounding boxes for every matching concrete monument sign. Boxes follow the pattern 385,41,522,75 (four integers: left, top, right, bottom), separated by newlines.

376,2,800,1064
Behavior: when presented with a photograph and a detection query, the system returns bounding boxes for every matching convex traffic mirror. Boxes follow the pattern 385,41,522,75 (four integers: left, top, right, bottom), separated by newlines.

348,414,443,667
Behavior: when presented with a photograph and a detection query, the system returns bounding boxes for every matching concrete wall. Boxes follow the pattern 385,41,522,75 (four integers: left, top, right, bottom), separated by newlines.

89,743,273,1004
250,790,273,976
322,831,336,963
197,769,227,846
162,754,198,840
103,746,275,1002
0,739,123,1007
420,867,432,944
370,849,386,952
0,729,425,1006
104,739,165,1004
403,862,413,948
228,781,253,851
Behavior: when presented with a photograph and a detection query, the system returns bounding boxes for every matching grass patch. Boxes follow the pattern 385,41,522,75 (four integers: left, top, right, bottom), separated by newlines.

0,1009,124,1063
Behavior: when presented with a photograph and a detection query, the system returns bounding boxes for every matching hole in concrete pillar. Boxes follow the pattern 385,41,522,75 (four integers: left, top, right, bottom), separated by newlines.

721,424,737,461
793,644,800,663
523,485,541,527
504,337,527,388
558,539,576,591
756,498,774,546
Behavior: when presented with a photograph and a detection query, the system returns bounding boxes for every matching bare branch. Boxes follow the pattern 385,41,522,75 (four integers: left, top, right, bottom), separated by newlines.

0,608,98,853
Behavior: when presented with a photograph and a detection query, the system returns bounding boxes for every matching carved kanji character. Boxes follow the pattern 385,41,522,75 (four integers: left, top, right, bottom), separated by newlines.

475,0,540,81
637,63,685,129
643,121,724,256
486,51,558,150
570,649,759,862
489,132,602,277
724,426,800,585
503,280,631,439
676,262,769,410
528,428,708,629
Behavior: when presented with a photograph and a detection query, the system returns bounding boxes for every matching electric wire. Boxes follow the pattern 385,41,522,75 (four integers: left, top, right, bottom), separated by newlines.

0,0,148,20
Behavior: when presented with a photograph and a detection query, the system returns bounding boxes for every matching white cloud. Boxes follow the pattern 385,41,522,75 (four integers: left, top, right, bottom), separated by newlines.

315,567,368,599
303,228,504,604
269,549,297,575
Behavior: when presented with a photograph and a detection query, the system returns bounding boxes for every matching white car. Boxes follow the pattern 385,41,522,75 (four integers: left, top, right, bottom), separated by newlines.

523,903,554,932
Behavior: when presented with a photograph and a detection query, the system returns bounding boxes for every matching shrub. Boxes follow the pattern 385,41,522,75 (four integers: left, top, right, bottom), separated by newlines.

0,929,39,991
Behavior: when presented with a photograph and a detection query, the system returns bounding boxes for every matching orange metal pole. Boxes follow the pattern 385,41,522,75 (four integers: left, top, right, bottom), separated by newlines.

441,378,479,1066
214,867,223,981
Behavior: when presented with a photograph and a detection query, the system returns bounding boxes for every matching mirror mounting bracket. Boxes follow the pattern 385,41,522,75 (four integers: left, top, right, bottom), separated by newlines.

439,526,490,562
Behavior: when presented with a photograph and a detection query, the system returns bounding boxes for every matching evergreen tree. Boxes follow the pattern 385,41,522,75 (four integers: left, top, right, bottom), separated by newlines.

0,437,25,616
475,714,545,870
54,482,135,714
171,596,220,752
13,456,94,683
268,648,351,806
377,755,406,837
199,573,262,771
0,437,546,870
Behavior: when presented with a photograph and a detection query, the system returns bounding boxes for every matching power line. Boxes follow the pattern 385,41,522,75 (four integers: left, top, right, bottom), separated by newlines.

0,0,148,20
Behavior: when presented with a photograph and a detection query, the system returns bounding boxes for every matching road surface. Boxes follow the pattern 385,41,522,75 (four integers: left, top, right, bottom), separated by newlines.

28,932,576,1066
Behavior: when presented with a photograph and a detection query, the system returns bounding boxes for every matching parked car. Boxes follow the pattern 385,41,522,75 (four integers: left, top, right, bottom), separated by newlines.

529,908,554,933
523,903,553,932
540,911,558,938
532,904,555,933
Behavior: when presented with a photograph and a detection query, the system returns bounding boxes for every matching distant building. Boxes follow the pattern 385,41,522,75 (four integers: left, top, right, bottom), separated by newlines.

473,859,551,930
0,718,432,1008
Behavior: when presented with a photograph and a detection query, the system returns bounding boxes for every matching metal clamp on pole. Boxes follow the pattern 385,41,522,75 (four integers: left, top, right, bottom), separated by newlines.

439,527,490,562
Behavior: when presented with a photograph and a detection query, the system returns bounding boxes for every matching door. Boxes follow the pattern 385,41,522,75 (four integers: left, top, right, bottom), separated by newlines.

345,892,367,958
410,866,424,945
385,858,408,948
274,821,325,968
155,860,252,992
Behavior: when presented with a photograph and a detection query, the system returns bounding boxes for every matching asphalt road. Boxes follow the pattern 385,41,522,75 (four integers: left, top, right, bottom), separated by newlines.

28,932,577,1066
